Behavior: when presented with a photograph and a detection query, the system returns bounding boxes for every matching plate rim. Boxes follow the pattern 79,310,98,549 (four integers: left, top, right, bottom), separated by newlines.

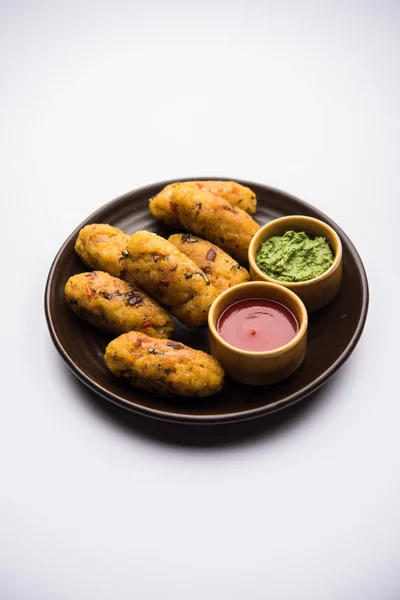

44,177,369,424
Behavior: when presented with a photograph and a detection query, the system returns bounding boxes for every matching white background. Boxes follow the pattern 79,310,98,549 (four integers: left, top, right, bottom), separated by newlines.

0,1,399,599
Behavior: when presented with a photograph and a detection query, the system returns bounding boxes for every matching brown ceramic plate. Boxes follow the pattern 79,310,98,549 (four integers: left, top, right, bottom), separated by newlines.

45,178,368,424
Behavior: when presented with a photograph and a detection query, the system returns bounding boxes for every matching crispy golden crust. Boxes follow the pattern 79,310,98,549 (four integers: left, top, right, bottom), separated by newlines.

171,183,259,263
123,231,218,327
197,181,256,214
104,331,224,397
168,233,250,294
75,224,130,277
148,183,181,227
148,180,256,226
64,271,173,338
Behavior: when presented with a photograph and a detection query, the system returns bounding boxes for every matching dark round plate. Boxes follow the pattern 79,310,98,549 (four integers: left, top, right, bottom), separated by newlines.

45,178,369,424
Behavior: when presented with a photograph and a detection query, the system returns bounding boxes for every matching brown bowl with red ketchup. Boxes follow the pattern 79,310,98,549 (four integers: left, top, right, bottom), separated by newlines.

208,281,308,385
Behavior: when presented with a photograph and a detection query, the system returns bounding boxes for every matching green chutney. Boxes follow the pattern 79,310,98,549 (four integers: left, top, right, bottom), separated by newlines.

256,230,334,282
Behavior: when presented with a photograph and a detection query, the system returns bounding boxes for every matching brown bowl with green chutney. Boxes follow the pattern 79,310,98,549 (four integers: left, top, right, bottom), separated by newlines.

248,215,343,311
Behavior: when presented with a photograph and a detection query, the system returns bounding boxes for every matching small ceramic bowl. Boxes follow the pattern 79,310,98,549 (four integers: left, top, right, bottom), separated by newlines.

248,215,343,311
208,281,308,385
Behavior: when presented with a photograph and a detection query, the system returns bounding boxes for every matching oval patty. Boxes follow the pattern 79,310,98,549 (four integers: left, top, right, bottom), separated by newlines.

171,183,259,264
65,271,174,338
104,331,224,397
168,233,250,294
75,224,130,278
149,180,257,227
122,230,218,327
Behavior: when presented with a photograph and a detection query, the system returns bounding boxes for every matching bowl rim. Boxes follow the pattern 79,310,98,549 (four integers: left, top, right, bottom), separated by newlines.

248,214,343,287
208,281,308,357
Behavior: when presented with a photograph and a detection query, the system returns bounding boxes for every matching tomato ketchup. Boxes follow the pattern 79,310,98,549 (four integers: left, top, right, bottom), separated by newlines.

217,298,298,352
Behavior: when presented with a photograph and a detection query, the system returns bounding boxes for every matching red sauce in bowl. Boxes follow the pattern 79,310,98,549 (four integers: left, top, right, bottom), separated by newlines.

217,298,299,352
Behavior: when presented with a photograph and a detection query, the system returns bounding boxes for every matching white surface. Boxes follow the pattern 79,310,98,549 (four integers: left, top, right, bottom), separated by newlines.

0,1,399,599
